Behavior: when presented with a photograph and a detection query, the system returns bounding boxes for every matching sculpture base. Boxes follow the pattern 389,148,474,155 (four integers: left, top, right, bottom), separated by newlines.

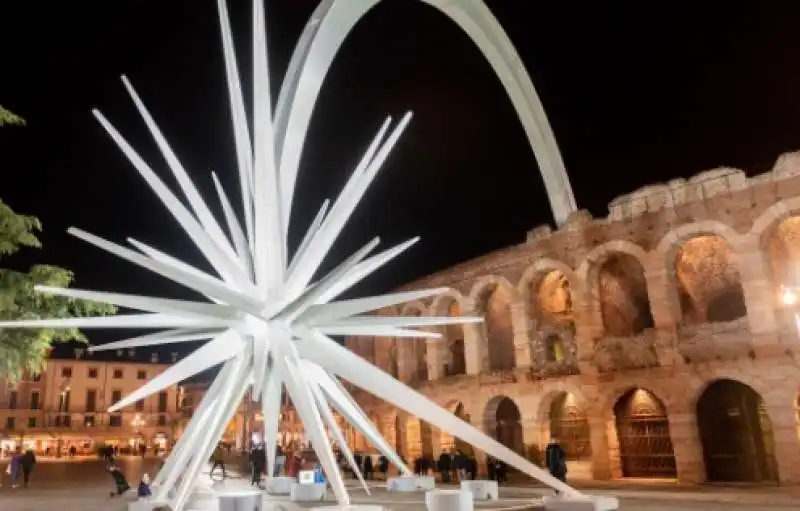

425,489,474,511
387,475,435,492
459,480,498,501
543,494,619,511
218,489,263,511
309,507,387,511
266,476,296,495
127,500,158,511
290,482,327,502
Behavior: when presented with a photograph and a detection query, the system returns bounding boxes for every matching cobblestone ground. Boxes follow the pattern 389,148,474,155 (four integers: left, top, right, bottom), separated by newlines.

1,459,800,511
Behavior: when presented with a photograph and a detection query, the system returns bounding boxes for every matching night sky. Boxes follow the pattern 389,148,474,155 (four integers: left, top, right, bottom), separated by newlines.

3,1,800,352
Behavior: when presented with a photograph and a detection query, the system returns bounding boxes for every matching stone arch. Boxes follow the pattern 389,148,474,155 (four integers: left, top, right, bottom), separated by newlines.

519,260,578,328
576,240,649,283
401,303,429,383
759,213,800,322
749,196,800,239
695,378,778,482
581,244,654,337
431,293,467,377
671,235,747,324
542,391,592,462
483,395,524,455
656,220,742,255
612,388,677,478
274,0,575,226
469,276,520,371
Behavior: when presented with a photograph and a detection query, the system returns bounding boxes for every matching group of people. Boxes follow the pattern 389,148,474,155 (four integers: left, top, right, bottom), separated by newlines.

1,448,36,488
412,450,478,483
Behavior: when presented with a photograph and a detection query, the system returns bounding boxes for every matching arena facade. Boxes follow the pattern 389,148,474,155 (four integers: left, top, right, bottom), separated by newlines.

345,153,800,485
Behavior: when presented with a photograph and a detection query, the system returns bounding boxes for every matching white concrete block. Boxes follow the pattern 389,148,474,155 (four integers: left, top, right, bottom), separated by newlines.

459,480,498,501
387,475,436,492
218,489,263,511
290,482,327,502
309,506,387,511
425,489,474,511
543,494,619,511
266,476,296,495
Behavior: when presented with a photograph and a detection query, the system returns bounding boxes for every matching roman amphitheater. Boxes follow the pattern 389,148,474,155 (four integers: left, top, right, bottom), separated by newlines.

344,152,800,486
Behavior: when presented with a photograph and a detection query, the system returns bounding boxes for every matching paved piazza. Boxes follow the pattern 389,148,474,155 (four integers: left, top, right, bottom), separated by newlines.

2,458,800,510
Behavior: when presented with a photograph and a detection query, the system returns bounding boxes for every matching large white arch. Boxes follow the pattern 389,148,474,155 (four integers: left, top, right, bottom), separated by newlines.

273,0,577,226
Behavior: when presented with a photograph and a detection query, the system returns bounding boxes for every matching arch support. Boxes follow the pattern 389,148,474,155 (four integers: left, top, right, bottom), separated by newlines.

275,0,576,225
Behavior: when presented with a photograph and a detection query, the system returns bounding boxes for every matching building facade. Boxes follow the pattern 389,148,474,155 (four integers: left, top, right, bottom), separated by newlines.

346,154,800,485
0,349,182,456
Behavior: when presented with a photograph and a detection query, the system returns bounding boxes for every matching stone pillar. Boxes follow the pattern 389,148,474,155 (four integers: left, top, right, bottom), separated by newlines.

462,297,486,375
521,416,538,460
587,415,612,480
642,254,679,332
510,302,533,368
396,341,414,384
573,285,601,373
426,338,445,381
764,394,800,484
738,234,779,337
667,406,705,483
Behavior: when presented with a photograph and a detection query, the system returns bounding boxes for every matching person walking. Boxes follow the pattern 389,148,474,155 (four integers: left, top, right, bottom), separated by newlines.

437,452,451,484
250,444,265,487
274,444,285,476
210,444,227,479
363,453,373,480
107,463,131,497
8,450,22,488
545,436,568,495
19,449,36,487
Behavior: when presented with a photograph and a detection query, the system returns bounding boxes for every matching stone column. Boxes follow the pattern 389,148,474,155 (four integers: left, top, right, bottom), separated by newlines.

426,338,445,381
462,297,486,375
587,415,612,480
511,302,533,368
642,253,679,332
521,415,539,461
764,394,800,484
396,341,414,384
737,234,779,337
667,406,705,483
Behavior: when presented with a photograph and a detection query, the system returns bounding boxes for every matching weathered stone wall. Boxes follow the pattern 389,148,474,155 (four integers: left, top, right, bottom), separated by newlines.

344,151,800,485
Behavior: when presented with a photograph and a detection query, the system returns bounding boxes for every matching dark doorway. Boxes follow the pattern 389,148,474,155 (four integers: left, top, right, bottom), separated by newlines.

614,389,677,478
494,397,523,454
696,379,777,482
550,393,592,461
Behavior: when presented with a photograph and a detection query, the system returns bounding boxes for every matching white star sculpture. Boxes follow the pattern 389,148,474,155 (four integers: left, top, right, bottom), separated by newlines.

0,0,580,508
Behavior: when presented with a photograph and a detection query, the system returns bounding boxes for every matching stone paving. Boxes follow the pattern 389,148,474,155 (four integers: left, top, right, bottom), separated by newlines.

2,459,800,510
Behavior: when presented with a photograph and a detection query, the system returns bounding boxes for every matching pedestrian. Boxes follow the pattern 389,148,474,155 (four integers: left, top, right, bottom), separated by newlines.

545,436,567,495
274,444,285,476
250,444,265,487
107,464,131,497
8,450,21,488
210,444,226,479
19,449,36,487
437,452,451,483
137,472,152,499
363,454,373,480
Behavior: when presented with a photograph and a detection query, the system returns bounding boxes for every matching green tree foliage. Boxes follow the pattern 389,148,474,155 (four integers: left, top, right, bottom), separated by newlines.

0,106,25,126
1,110,115,381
